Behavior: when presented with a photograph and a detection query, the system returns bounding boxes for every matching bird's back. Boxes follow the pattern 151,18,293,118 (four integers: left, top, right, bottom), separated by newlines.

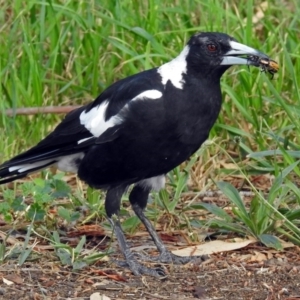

77,75,223,188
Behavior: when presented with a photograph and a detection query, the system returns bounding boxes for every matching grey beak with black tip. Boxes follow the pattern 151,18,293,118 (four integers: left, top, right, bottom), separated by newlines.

221,41,270,66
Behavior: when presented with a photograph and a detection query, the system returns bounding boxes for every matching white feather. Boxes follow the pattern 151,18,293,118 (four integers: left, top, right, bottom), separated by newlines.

8,153,85,174
138,175,165,191
132,90,162,101
77,136,94,144
157,45,189,89
9,159,54,173
80,90,162,138
80,101,122,138
57,153,85,172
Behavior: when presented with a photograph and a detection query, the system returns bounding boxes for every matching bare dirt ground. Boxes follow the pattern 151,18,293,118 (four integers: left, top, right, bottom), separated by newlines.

0,236,299,300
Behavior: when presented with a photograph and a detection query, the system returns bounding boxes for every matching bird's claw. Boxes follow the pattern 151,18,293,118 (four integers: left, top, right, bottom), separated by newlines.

111,257,166,277
133,251,208,264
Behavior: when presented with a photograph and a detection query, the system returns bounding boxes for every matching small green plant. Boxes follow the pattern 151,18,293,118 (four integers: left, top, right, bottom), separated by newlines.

0,173,109,266
0,222,39,265
199,161,300,249
48,230,108,270
0,172,73,222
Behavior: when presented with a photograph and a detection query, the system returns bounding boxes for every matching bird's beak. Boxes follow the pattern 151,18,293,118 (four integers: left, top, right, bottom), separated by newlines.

221,41,279,72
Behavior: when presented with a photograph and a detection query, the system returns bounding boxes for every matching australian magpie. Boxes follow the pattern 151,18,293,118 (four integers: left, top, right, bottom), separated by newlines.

0,32,278,277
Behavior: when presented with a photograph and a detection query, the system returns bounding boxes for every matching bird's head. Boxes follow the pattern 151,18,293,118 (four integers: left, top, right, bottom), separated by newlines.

185,32,279,79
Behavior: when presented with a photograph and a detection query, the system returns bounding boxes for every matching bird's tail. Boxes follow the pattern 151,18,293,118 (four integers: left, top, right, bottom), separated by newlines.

0,105,92,185
0,139,66,185
0,141,87,184
0,155,58,184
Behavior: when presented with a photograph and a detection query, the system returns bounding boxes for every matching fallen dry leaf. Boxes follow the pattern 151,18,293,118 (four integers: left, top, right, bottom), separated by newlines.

85,278,95,284
280,240,296,249
250,251,267,262
90,269,127,282
160,233,179,242
90,292,111,300
3,277,14,285
33,292,42,300
68,224,105,237
172,239,256,256
33,244,55,251
4,274,23,284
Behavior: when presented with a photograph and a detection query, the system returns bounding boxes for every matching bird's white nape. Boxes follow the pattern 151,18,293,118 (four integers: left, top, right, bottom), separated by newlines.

157,45,190,90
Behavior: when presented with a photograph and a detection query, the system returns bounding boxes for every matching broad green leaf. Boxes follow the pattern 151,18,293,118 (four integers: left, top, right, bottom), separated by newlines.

276,228,300,246
258,234,282,250
208,219,246,235
231,207,253,230
199,203,233,222
52,231,61,244
51,179,71,198
121,216,140,233
217,182,248,217
26,203,46,221
284,209,300,221
56,248,72,265
74,236,86,255
18,248,33,266
11,197,25,212
72,260,88,270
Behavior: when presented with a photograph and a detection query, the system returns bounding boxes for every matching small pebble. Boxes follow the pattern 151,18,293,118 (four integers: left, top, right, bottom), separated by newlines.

0,287,6,295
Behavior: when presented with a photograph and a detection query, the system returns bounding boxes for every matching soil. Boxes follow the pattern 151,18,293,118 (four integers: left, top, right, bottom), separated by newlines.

0,240,299,300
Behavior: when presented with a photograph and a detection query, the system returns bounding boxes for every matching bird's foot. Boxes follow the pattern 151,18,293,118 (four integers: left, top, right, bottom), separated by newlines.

134,250,208,264
112,256,166,278
112,251,207,277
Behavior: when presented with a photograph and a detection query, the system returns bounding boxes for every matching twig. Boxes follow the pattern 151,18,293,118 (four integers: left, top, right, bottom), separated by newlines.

4,106,81,116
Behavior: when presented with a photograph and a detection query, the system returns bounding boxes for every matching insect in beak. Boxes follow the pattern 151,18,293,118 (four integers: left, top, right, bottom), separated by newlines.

247,56,279,79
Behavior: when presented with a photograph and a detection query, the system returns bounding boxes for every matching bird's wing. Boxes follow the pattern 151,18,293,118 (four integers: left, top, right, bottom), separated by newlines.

0,69,163,183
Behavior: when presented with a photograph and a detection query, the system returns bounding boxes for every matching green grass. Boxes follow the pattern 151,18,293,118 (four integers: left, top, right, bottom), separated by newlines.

1,0,300,260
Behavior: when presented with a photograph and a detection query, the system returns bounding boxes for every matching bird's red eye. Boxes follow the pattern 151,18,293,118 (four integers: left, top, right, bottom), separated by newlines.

207,44,217,52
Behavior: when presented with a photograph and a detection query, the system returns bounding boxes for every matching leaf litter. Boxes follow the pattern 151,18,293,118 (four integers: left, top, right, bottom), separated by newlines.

0,191,299,299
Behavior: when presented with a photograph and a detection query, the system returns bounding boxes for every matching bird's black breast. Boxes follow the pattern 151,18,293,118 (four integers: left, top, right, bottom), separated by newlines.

78,77,222,189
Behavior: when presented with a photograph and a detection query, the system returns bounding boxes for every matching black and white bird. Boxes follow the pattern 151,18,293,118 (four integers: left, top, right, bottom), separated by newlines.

0,32,277,277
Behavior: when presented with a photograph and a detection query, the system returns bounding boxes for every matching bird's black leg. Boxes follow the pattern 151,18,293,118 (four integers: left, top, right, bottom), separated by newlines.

105,185,165,277
129,184,207,264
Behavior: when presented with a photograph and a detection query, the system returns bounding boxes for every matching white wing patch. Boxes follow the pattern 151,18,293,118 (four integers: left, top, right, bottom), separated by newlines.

80,100,122,138
157,45,190,89
132,90,162,101
80,90,162,138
